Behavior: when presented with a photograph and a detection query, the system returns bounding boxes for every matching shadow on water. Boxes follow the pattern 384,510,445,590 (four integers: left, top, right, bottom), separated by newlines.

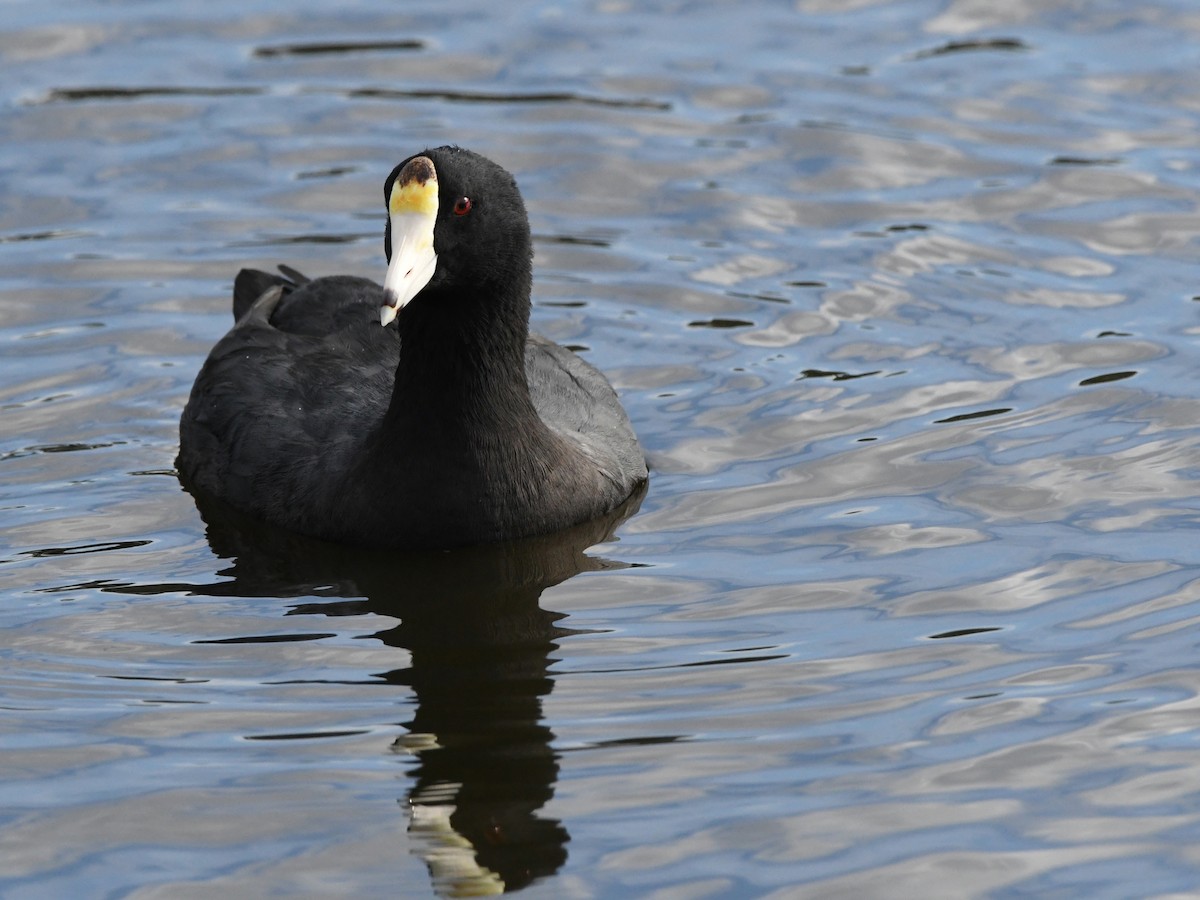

135,484,646,896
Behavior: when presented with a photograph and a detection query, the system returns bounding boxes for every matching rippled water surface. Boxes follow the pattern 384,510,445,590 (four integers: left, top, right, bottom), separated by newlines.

4,1,1200,896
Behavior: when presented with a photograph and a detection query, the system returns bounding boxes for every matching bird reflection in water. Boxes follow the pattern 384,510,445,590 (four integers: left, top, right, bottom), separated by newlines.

173,485,645,895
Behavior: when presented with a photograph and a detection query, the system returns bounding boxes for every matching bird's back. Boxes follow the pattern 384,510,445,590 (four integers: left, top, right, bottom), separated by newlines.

178,272,396,523
179,268,645,544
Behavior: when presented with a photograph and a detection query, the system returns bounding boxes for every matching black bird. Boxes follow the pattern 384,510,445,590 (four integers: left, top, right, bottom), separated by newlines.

177,146,647,548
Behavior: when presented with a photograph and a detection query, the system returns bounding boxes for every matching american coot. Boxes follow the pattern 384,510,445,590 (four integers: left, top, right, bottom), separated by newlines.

178,146,647,549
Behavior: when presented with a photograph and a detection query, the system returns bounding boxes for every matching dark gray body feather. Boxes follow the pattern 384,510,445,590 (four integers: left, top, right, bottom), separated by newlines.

178,270,646,548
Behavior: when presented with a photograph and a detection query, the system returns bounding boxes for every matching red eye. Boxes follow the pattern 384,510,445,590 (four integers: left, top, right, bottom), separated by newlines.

453,196,472,216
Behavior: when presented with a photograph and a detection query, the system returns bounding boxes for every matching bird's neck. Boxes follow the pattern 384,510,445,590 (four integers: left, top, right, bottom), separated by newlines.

358,282,577,545
385,283,541,439
348,279,599,546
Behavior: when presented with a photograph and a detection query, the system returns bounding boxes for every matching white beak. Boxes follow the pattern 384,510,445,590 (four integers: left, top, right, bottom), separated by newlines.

380,156,440,326
381,212,438,326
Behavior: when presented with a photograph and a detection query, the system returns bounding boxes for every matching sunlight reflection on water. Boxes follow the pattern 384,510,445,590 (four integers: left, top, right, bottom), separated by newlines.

3,0,1200,896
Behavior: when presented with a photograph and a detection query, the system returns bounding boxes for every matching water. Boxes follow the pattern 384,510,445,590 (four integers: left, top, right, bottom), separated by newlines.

4,0,1200,896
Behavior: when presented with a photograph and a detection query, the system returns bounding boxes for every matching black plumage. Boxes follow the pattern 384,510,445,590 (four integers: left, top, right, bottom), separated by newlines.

178,146,646,548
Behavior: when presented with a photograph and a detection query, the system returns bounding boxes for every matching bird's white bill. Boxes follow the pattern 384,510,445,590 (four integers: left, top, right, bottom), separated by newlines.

380,210,438,326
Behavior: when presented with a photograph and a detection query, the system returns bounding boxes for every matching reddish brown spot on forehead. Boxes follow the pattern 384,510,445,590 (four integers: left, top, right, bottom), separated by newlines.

399,155,436,187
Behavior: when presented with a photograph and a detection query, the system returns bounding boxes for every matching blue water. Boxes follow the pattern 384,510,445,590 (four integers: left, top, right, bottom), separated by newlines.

4,1,1200,896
